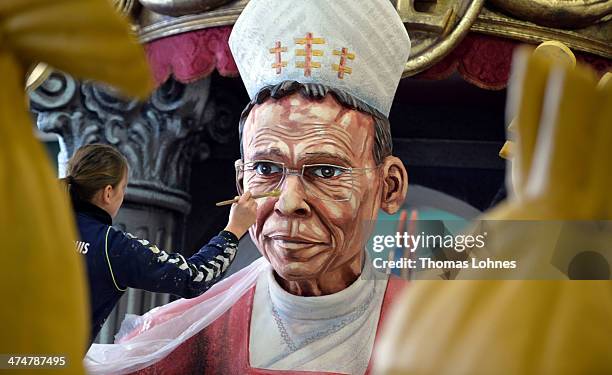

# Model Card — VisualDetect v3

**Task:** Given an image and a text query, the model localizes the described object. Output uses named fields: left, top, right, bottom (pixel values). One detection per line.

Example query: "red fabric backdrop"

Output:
left=145, top=26, right=611, bottom=90
left=145, top=27, right=239, bottom=85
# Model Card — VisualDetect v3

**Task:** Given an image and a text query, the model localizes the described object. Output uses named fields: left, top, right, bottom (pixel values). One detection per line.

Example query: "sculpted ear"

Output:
left=380, top=156, right=408, bottom=214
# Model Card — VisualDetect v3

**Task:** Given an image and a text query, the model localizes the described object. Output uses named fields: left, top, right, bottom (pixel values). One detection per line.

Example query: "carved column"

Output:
left=30, top=72, right=216, bottom=343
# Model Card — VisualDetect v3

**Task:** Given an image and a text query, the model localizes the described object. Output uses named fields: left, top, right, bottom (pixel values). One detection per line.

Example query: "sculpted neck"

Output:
left=276, top=252, right=364, bottom=296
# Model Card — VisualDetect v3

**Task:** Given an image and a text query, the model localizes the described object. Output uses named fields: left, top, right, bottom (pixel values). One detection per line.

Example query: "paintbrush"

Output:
left=215, top=190, right=281, bottom=206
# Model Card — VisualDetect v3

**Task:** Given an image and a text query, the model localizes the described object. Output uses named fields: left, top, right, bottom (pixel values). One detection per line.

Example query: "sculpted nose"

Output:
left=275, top=175, right=311, bottom=217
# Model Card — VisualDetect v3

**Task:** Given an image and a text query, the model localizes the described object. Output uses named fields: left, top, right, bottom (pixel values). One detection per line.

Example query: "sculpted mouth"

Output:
left=266, top=234, right=327, bottom=244
left=264, top=233, right=327, bottom=246
left=264, top=234, right=330, bottom=253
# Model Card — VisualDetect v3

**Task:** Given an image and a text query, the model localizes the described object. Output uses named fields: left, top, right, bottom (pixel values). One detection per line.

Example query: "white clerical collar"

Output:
left=266, top=253, right=380, bottom=321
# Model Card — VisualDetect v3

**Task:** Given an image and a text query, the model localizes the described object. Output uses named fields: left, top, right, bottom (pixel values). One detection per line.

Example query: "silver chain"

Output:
left=268, top=282, right=376, bottom=354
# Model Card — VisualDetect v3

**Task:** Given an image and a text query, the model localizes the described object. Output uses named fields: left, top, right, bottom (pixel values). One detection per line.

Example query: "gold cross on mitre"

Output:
left=332, top=48, right=356, bottom=79
left=269, top=41, right=288, bottom=74
left=295, top=32, right=325, bottom=77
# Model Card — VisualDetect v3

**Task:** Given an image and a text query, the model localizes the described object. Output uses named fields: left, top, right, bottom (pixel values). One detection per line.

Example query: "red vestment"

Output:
left=131, top=277, right=406, bottom=375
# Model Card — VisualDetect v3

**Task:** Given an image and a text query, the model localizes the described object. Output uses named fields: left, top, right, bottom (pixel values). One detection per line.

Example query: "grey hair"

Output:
left=238, top=81, right=392, bottom=165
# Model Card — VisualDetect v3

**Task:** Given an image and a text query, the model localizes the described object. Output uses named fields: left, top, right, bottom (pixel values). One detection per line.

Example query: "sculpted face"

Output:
left=240, top=93, right=407, bottom=295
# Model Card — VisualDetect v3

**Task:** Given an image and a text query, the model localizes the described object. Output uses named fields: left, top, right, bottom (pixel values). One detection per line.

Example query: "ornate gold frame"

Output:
left=135, top=1, right=610, bottom=76
left=138, top=0, right=246, bottom=43
left=473, top=8, right=611, bottom=59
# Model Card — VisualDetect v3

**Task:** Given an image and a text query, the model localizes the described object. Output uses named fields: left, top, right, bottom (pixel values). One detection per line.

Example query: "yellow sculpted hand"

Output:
left=0, top=1, right=153, bottom=373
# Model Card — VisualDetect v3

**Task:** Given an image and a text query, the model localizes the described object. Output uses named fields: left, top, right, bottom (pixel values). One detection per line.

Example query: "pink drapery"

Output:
left=145, top=27, right=239, bottom=85
left=415, top=33, right=611, bottom=90
left=144, top=26, right=610, bottom=90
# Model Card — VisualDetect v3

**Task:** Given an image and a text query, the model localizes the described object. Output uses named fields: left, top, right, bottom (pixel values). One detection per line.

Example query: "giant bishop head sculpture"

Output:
left=229, top=0, right=411, bottom=295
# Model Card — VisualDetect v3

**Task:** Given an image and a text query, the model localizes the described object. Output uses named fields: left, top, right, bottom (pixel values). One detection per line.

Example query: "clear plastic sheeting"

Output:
left=85, top=257, right=269, bottom=375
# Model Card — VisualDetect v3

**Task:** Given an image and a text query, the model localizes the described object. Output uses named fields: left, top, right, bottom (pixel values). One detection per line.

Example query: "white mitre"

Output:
left=229, top=0, right=411, bottom=117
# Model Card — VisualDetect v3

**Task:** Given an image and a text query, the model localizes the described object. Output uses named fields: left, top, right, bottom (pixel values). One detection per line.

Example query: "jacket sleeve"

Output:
left=103, top=226, right=239, bottom=298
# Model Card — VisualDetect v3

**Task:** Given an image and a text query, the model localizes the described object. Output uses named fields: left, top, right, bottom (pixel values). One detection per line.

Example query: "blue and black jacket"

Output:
left=72, top=197, right=239, bottom=343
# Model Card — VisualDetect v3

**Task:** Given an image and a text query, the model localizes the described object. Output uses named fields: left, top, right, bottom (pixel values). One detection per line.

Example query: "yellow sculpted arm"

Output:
left=374, top=47, right=612, bottom=375
left=0, top=1, right=152, bottom=373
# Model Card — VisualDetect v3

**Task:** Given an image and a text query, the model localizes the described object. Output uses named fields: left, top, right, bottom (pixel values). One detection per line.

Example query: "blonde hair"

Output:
left=61, top=144, right=128, bottom=202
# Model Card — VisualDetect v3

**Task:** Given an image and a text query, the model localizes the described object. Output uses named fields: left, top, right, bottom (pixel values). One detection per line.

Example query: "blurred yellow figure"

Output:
left=374, top=47, right=612, bottom=375
left=499, top=41, right=576, bottom=161
left=0, top=0, right=152, bottom=373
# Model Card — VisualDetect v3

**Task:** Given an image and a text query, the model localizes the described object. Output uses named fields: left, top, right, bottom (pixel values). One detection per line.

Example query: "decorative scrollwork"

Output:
left=82, top=83, right=140, bottom=116
left=490, top=0, right=612, bottom=29
left=202, top=90, right=240, bottom=145
left=394, top=0, right=486, bottom=76
left=150, top=79, right=188, bottom=112
left=37, top=111, right=102, bottom=155
left=29, top=71, right=77, bottom=110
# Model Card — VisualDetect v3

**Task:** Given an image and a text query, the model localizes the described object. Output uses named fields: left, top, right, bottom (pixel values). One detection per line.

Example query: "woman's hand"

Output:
left=224, top=191, right=258, bottom=238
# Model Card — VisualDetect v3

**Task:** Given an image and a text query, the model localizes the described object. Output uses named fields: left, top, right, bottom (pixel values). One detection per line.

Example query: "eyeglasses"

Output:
left=236, top=160, right=380, bottom=202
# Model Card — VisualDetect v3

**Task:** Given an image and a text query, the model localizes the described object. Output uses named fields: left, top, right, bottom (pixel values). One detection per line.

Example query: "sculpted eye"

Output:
left=253, top=162, right=283, bottom=175
left=310, top=165, right=346, bottom=179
